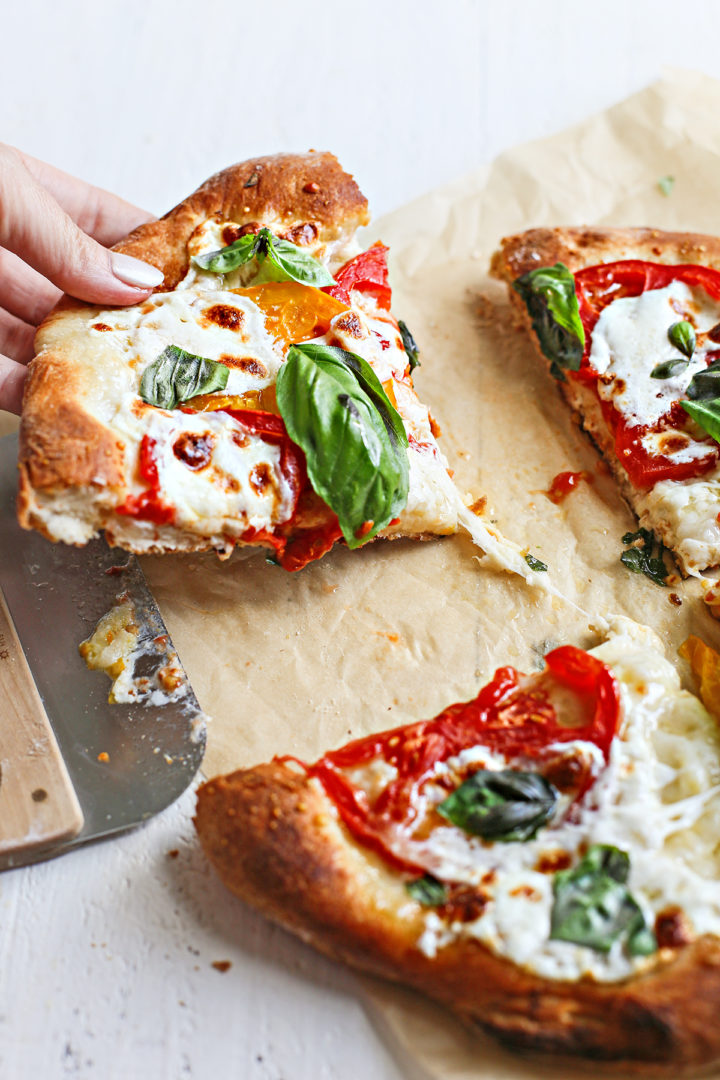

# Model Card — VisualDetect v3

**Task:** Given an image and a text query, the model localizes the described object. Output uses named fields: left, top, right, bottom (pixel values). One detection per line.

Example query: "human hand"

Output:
left=0, top=145, right=164, bottom=414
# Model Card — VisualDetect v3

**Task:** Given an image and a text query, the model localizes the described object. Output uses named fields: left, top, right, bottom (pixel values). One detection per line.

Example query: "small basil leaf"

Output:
left=513, top=263, right=585, bottom=381
left=192, top=233, right=258, bottom=273
left=139, top=345, right=229, bottom=410
left=276, top=343, right=409, bottom=548
left=686, top=360, right=720, bottom=401
left=524, top=553, right=548, bottom=572
left=406, top=875, right=447, bottom=906
left=550, top=844, right=655, bottom=955
left=258, top=236, right=335, bottom=287
left=620, top=528, right=670, bottom=587
left=681, top=398, right=720, bottom=444
left=398, top=320, right=420, bottom=371
left=668, top=320, right=696, bottom=360
left=658, top=175, right=675, bottom=197
left=437, top=769, right=558, bottom=843
left=650, top=358, right=689, bottom=380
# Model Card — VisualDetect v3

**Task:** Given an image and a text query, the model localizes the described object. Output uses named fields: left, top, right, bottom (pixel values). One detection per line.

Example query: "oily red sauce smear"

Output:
left=546, top=470, right=590, bottom=504
left=288, top=646, right=620, bottom=873
left=572, top=260, right=720, bottom=489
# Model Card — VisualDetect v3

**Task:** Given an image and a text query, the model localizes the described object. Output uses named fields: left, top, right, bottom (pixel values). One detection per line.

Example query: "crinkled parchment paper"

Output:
left=4, top=66, right=720, bottom=1080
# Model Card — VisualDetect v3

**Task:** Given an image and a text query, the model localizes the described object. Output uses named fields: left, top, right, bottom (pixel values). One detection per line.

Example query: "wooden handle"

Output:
left=0, top=590, right=83, bottom=864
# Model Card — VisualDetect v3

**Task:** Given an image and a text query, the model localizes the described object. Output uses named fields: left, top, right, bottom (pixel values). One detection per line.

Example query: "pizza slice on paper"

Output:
left=18, top=153, right=538, bottom=581
left=492, top=227, right=720, bottom=581
left=195, top=617, right=720, bottom=1072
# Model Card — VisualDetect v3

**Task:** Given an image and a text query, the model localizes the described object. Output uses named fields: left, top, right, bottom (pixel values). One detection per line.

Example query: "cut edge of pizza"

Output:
left=18, top=152, right=540, bottom=584
left=490, top=226, right=720, bottom=581
left=195, top=616, right=720, bottom=1073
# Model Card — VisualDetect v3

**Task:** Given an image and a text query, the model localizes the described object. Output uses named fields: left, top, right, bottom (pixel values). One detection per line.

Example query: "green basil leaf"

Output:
left=686, top=359, right=720, bottom=401
left=398, top=320, right=420, bottom=371
left=139, top=345, right=229, bottom=410
left=194, top=226, right=333, bottom=286
left=620, top=528, right=670, bottom=587
left=406, top=875, right=447, bottom=906
left=658, top=175, right=675, bottom=197
left=524, top=553, right=548, bottom=572
left=192, top=233, right=258, bottom=273
left=276, top=343, right=409, bottom=548
left=668, top=320, right=696, bottom=360
left=437, top=769, right=558, bottom=842
left=512, top=263, right=585, bottom=381
left=681, top=398, right=720, bottom=444
left=650, top=357, right=689, bottom=380
left=258, top=235, right=335, bottom=287
left=550, top=844, right=656, bottom=955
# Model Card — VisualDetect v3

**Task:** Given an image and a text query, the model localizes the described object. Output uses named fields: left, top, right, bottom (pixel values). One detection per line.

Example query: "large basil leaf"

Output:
left=139, top=345, right=228, bottom=410
left=276, top=343, right=409, bottom=548
left=686, top=359, right=720, bottom=401
left=681, top=399, right=720, bottom=444
left=436, top=769, right=558, bottom=842
left=406, top=875, right=447, bottom=906
left=620, top=528, right=669, bottom=587
left=193, top=226, right=334, bottom=286
left=550, top=844, right=657, bottom=956
left=512, top=263, right=585, bottom=381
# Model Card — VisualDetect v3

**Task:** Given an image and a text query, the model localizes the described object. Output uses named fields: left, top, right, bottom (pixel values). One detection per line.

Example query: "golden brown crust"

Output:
left=17, top=153, right=371, bottom=547
left=195, top=762, right=720, bottom=1074
left=490, top=225, right=720, bottom=283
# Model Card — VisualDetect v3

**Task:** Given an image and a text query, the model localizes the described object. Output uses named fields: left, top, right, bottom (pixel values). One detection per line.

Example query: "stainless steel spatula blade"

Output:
left=0, top=433, right=206, bottom=868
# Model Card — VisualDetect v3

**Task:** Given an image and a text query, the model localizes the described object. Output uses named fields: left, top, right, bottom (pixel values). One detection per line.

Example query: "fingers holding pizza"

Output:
left=0, top=143, right=162, bottom=413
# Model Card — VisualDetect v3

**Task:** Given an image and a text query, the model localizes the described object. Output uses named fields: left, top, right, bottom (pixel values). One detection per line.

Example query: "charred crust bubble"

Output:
left=280, top=222, right=319, bottom=246
left=203, top=304, right=245, bottom=331
left=173, top=432, right=215, bottom=470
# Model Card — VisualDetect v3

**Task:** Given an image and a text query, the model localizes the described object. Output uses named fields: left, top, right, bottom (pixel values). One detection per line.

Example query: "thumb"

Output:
left=0, top=147, right=163, bottom=304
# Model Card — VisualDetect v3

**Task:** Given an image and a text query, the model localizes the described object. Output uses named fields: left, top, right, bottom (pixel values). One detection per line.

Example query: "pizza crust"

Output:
left=195, top=761, right=720, bottom=1074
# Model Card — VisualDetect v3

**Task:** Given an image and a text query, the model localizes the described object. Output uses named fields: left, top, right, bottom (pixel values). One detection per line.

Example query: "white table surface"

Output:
left=3, top=2, right=720, bottom=1076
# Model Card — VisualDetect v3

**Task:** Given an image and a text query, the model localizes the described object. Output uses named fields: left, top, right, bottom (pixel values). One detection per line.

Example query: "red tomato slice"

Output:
left=572, top=261, right=720, bottom=488
left=284, top=646, right=620, bottom=872
left=323, top=242, right=392, bottom=310
left=116, top=435, right=176, bottom=525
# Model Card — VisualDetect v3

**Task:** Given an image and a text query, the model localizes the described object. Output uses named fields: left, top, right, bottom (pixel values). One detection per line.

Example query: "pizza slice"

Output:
left=491, top=227, right=720, bottom=579
left=18, top=153, right=536, bottom=580
left=195, top=618, right=720, bottom=1072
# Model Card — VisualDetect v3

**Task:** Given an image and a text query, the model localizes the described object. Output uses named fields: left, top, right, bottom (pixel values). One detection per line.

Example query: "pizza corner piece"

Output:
left=16, top=152, right=537, bottom=585
left=195, top=616, right=720, bottom=1073
left=490, top=226, right=720, bottom=596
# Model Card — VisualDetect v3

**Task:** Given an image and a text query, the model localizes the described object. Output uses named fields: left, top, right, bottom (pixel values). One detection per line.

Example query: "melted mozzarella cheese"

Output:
left=357, top=620, right=720, bottom=982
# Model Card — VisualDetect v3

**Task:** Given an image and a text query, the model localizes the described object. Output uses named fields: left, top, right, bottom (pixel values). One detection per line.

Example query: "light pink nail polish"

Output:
left=110, top=252, right=164, bottom=289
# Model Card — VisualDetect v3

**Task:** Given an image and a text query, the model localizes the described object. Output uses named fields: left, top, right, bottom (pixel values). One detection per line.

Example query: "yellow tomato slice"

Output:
left=679, top=635, right=720, bottom=722
left=188, top=387, right=279, bottom=414
left=233, top=281, right=348, bottom=347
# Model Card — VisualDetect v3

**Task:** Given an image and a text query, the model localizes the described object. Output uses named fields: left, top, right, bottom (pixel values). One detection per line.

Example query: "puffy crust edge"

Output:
left=195, top=762, right=720, bottom=1074
left=18, top=152, right=370, bottom=545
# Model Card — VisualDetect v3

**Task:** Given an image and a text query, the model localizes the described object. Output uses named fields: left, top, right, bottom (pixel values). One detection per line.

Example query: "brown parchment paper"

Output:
left=3, top=66, right=720, bottom=1079
left=139, top=69, right=720, bottom=1078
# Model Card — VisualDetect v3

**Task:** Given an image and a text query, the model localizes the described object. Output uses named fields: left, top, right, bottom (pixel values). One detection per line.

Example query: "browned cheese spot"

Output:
left=655, top=907, right=694, bottom=949
left=249, top=463, right=274, bottom=496
left=437, top=884, right=489, bottom=923
left=657, top=432, right=689, bottom=455
left=173, top=432, right=215, bottom=471
left=222, top=222, right=261, bottom=245
left=333, top=312, right=364, bottom=339
left=231, top=431, right=249, bottom=450
left=280, top=222, right=318, bottom=246
left=203, top=304, right=245, bottom=332
left=535, top=850, right=573, bottom=874
left=92, top=322, right=113, bottom=332
left=220, top=356, right=268, bottom=377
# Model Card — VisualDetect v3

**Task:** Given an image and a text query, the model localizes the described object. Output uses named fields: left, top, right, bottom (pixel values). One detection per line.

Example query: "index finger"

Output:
left=15, top=148, right=154, bottom=246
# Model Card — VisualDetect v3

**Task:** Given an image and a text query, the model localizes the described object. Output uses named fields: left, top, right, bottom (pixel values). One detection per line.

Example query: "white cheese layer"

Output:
left=585, top=280, right=720, bottom=573
left=354, top=621, right=720, bottom=982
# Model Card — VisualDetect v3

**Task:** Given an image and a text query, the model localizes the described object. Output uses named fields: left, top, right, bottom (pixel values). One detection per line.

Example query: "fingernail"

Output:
left=110, top=252, right=164, bottom=289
